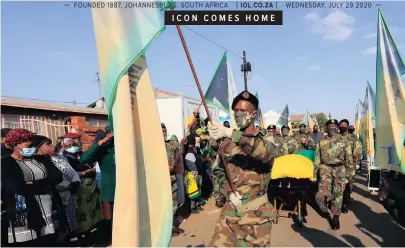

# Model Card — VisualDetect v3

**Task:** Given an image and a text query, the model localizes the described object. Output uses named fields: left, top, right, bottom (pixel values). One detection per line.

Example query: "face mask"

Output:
left=234, top=111, right=254, bottom=129
left=19, top=147, right=36, bottom=157
left=282, top=131, right=289, bottom=137
left=327, top=127, right=337, bottom=136
left=195, top=143, right=200, bottom=148
left=313, top=129, right=318, bottom=133
left=66, top=146, right=81, bottom=154
left=339, top=127, right=348, bottom=134
left=348, top=129, right=354, bottom=134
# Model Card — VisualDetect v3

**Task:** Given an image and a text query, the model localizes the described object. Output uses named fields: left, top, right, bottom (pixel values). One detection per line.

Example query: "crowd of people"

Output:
left=1, top=127, right=116, bottom=247
left=0, top=90, right=364, bottom=247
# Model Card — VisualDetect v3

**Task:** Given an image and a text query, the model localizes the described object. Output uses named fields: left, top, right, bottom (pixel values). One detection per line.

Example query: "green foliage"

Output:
left=311, top=113, right=328, bottom=128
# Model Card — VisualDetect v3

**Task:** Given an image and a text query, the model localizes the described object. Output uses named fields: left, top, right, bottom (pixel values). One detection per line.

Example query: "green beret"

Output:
left=231, top=91, right=259, bottom=110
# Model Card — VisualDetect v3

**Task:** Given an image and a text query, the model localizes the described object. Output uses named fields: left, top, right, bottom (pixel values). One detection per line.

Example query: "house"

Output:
left=291, top=114, right=305, bottom=124
left=1, top=97, right=108, bottom=150
left=263, top=110, right=281, bottom=127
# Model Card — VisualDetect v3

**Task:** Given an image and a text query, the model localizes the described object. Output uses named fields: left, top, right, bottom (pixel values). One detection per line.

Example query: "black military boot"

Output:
left=341, top=204, right=349, bottom=214
left=331, top=215, right=340, bottom=230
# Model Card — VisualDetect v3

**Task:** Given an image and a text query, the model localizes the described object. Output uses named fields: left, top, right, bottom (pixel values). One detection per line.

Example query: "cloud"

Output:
left=308, top=64, right=320, bottom=70
left=364, top=32, right=376, bottom=39
left=363, top=46, right=376, bottom=55
left=49, top=51, right=74, bottom=59
left=295, top=56, right=307, bottom=61
left=304, top=11, right=355, bottom=41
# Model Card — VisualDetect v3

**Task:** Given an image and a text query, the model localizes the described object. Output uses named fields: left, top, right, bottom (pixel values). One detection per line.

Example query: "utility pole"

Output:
left=241, top=51, right=251, bottom=91
left=95, top=72, right=103, bottom=99
left=329, top=112, right=332, bottom=119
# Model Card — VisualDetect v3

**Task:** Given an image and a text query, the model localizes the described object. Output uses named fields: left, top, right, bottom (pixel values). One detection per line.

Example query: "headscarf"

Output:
left=62, top=138, right=73, bottom=146
left=30, top=135, right=52, bottom=153
left=3, top=128, right=35, bottom=146
left=170, top=135, right=178, bottom=142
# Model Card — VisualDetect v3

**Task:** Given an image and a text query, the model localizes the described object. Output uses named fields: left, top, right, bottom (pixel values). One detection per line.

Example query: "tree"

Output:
left=291, top=122, right=300, bottom=129
left=312, top=113, right=328, bottom=128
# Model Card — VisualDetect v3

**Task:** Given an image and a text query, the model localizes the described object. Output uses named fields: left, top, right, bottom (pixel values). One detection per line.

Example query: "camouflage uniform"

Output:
left=295, top=133, right=316, bottom=151
left=165, top=140, right=178, bottom=215
left=209, top=130, right=277, bottom=247
left=343, top=134, right=362, bottom=193
left=282, top=136, right=300, bottom=154
left=269, top=134, right=288, bottom=157
left=314, top=133, right=353, bottom=216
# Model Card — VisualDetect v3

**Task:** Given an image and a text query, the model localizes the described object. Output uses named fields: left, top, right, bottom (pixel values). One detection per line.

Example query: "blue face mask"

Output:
left=66, top=146, right=81, bottom=154
left=19, top=147, right=36, bottom=157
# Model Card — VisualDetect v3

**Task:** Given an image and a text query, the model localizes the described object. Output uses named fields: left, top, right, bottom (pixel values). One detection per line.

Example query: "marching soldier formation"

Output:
left=202, top=90, right=363, bottom=246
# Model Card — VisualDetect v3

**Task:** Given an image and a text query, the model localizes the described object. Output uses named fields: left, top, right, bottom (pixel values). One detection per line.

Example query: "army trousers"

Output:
left=212, top=164, right=226, bottom=202
left=208, top=200, right=276, bottom=247
left=315, top=164, right=347, bottom=216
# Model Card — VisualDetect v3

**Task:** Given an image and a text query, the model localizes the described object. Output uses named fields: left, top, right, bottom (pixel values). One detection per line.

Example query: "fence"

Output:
left=2, top=115, right=71, bottom=143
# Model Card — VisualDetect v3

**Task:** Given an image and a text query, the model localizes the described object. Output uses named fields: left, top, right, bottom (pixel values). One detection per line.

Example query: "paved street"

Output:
left=171, top=170, right=405, bottom=247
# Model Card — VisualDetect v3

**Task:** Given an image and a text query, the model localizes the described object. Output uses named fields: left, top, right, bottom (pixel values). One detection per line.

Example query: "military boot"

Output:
left=331, top=215, right=340, bottom=230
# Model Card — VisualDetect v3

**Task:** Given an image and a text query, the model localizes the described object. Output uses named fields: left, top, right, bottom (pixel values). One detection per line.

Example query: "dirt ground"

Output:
left=170, top=170, right=405, bottom=247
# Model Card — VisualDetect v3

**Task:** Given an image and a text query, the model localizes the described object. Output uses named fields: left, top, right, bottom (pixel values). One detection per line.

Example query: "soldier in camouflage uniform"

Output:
left=280, top=125, right=300, bottom=154
left=295, top=124, right=316, bottom=151
left=207, top=91, right=277, bottom=247
left=162, top=125, right=184, bottom=236
left=267, top=125, right=288, bottom=157
left=314, top=119, right=353, bottom=230
left=338, top=120, right=362, bottom=213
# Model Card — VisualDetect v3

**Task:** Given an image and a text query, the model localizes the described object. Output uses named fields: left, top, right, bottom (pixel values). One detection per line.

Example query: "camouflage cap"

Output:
left=231, top=90, right=259, bottom=110
left=267, top=125, right=276, bottom=130
left=326, top=119, right=339, bottom=126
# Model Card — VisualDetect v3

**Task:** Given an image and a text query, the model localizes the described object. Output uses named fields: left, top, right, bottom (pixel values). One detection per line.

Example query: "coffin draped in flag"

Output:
left=276, top=104, right=290, bottom=130
left=254, top=92, right=265, bottom=128
left=374, top=9, right=405, bottom=174
left=92, top=1, right=173, bottom=246
left=204, top=52, right=238, bottom=128
left=271, top=150, right=315, bottom=181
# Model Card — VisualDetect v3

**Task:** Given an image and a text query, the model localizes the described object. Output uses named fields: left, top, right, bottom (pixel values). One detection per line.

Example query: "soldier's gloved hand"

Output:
left=208, top=121, right=233, bottom=140
left=229, top=192, right=243, bottom=207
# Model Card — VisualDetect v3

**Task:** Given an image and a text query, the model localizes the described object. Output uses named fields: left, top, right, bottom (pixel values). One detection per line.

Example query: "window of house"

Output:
left=2, top=115, right=21, bottom=129
left=86, top=119, right=109, bottom=127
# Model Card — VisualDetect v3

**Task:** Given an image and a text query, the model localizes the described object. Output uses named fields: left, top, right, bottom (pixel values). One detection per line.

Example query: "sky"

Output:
left=2, top=1, right=405, bottom=124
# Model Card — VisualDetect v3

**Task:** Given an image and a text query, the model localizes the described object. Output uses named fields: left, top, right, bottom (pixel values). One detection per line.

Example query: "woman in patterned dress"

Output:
left=31, top=135, right=81, bottom=243
left=1, top=129, right=65, bottom=246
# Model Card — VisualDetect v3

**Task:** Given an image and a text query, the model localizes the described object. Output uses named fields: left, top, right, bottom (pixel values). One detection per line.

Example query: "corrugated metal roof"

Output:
left=1, top=97, right=107, bottom=115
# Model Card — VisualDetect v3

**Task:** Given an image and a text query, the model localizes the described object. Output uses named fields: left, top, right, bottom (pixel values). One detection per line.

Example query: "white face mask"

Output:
left=195, top=143, right=200, bottom=148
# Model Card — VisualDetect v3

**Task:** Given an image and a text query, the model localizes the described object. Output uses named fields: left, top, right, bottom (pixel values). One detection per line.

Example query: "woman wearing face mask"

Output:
left=31, top=135, right=81, bottom=244
left=61, top=137, right=103, bottom=237
left=1, top=129, right=64, bottom=246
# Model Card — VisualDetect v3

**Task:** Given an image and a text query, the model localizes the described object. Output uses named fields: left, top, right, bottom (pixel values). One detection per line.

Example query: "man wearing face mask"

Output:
left=207, top=91, right=276, bottom=247
left=280, top=125, right=300, bottom=154
left=267, top=125, right=288, bottom=158
left=295, top=124, right=316, bottom=151
left=314, top=119, right=353, bottom=230
left=309, top=125, right=323, bottom=145
left=338, top=120, right=362, bottom=214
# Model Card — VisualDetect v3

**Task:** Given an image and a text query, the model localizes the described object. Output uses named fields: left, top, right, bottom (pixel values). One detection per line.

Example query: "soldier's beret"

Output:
left=281, top=125, right=290, bottom=130
left=299, top=124, right=306, bottom=128
left=267, top=125, right=276, bottom=130
left=231, top=91, right=259, bottom=110
left=326, top=119, right=339, bottom=126
left=339, top=119, right=349, bottom=125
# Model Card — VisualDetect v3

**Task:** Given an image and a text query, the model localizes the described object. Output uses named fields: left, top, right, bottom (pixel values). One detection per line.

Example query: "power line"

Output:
left=181, top=25, right=288, bottom=95
left=1, top=95, right=89, bottom=105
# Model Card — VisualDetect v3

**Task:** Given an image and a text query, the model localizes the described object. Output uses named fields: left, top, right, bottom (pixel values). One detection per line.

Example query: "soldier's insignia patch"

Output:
left=242, top=92, right=250, bottom=99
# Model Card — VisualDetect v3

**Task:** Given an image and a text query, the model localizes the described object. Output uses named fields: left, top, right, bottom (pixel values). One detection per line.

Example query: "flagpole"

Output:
left=173, top=18, right=237, bottom=194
